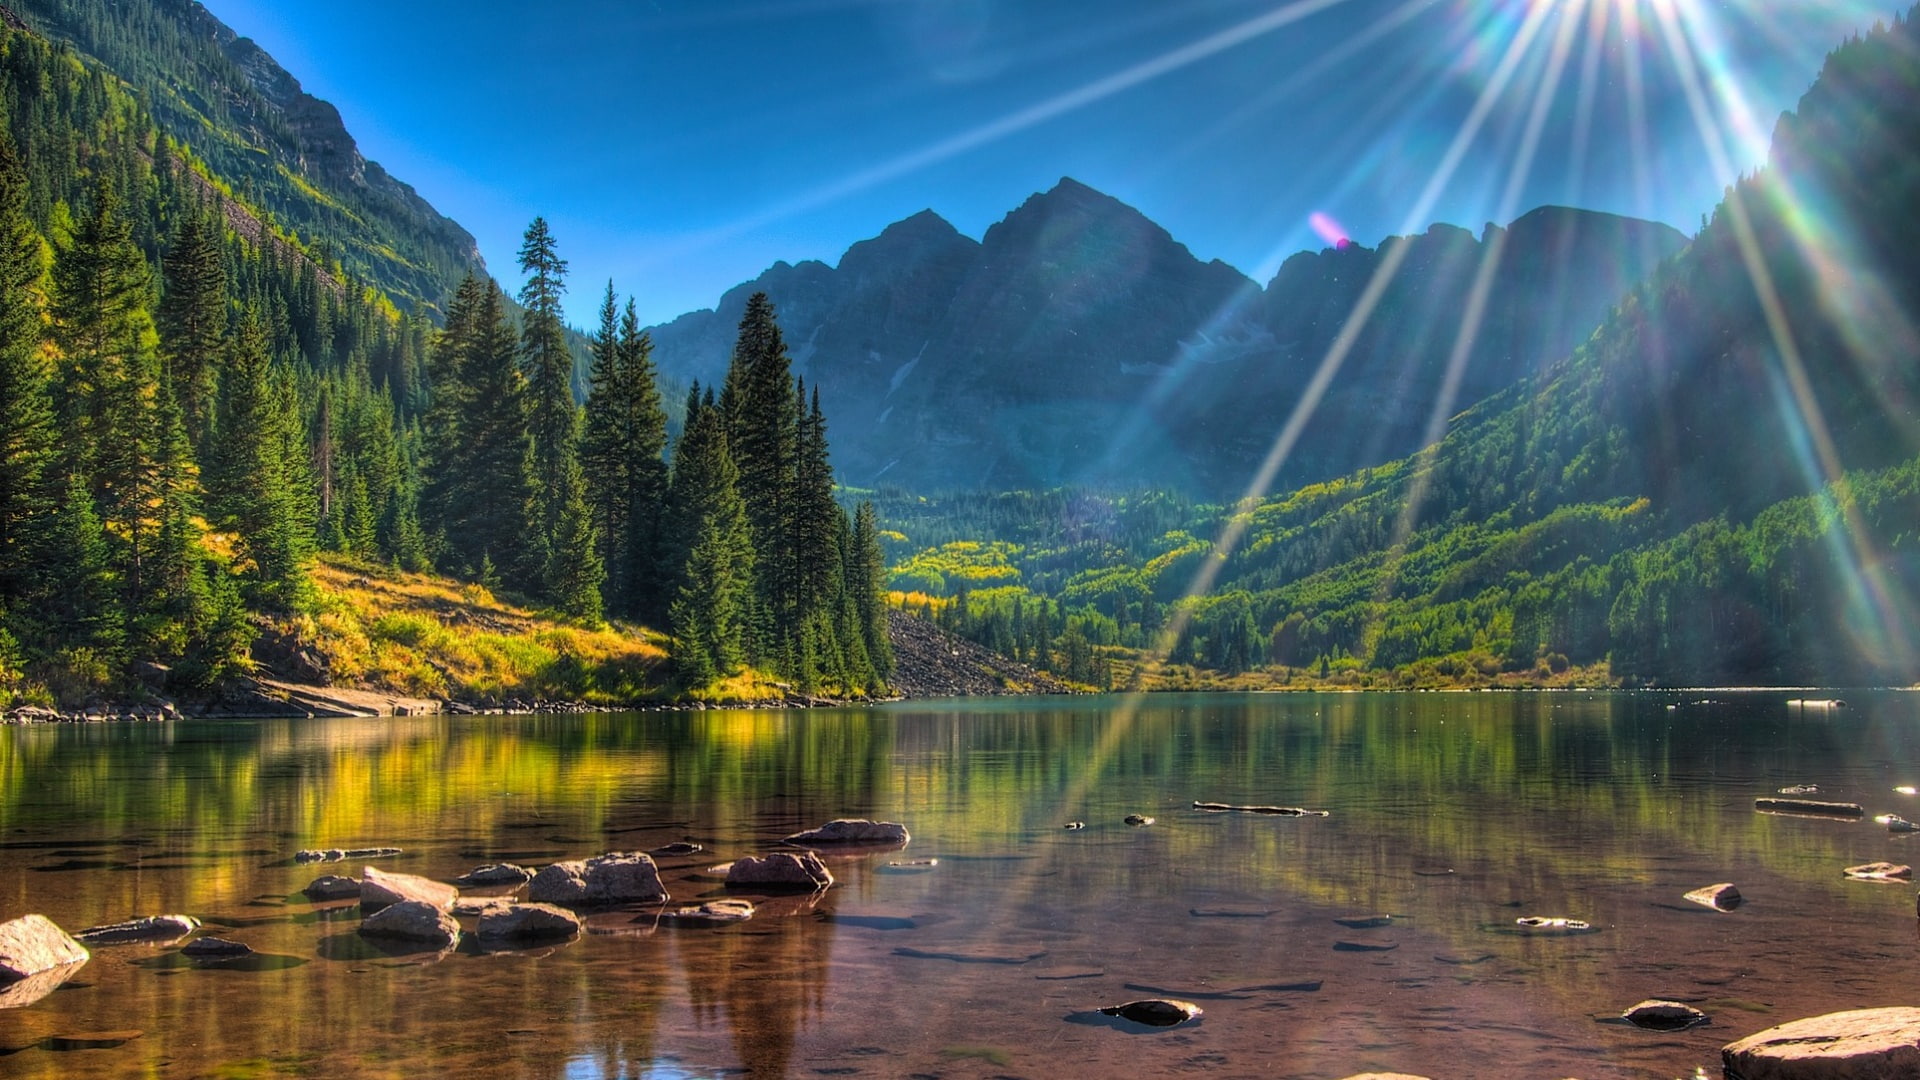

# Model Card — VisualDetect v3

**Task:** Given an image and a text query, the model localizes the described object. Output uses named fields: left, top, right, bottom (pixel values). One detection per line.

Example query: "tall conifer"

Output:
left=0, top=132, right=54, bottom=605
left=156, top=210, right=226, bottom=444
left=667, top=388, right=753, bottom=685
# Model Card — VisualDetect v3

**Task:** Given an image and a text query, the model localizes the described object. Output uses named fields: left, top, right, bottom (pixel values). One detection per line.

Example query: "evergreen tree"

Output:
left=851, top=501, right=893, bottom=681
left=0, top=132, right=54, bottom=605
left=205, top=315, right=315, bottom=611
left=155, top=210, right=226, bottom=444
left=581, top=284, right=670, bottom=622
left=666, top=387, right=752, bottom=685
left=722, top=291, right=800, bottom=663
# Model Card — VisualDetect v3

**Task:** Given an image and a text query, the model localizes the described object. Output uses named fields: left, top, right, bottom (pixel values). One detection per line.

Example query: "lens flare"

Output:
left=1308, top=211, right=1351, bottom=248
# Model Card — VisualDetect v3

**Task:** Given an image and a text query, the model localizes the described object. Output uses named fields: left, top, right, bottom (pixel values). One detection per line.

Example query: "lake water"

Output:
left=2, top=692, right=1919, bottom=1079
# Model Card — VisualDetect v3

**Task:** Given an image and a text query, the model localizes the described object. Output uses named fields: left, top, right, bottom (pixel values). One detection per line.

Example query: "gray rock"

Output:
left=1684, top=883, right=1743, bottom=910
left=783, top=819, right=910, bottom=846
left=452, top=897, right=517, bottom=917
left=360, top=866, right=458, bottom=912
left=725, top=851, right=834, bottom=891
left=1624, top=999, right=1708, bottom=1031
left=74, top=915, right=200, bottom=944
left=0, top=914, right=89, bottom=982
left=303, top=874, right=361, bottom=901
left=180, top=937, right=253, bottom=958
left=476, top=903, right=582, bottom=940
left=1723, top=1006, right=1920, bottom=1078
left=359, top=900, right=459, bottom=947
left=526, top=853, right=667, bottom=906
left=1098, top=998, right=1203, bottom=1027
left=454, top=863, right=533, bottom=887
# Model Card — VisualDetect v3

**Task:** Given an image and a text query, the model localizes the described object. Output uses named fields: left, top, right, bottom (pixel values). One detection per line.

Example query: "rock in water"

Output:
left=1684, top=883, right=1743, bottom=911
left=180, top=937, right=253, bottom=959
left=1623, top=999, right=1709, bottom=1031
left=783, top=819, right=910, bottom=846
left=476, top=903, right=582, bottom=940
left=1754, top=797, right=1866, bottom=818
left=1063, top=821, right=1086, bottom=830
left=74, top=915, right=200, bottom=944
left=303, top=874, right=361, bottom=901
left=1514, top=917, right=1596, bottom=934
left=1335, top=915, right=1394, bottom=929
left=1844, top=862, right=1912, bottom=881
left=361, top=867, right=458, bottom=911
left=359, top=900, right=459, bottom=947
left=1097, top=999, right=1203, bottom=1027
left=526, top=853, right=667, bottom=906
left=454, top=863, right=533, bottom=887
left=1124, top=815, right=1155, bottom=827
left=725, top=851, right=834, bottom=891
left=0, top=915, right=88, bottom=982
left=652, top=842, right=703, bottom=856
left=1722, top=1006, right=1920, bottom=1078
left=659, top=900, right=756, bottom=926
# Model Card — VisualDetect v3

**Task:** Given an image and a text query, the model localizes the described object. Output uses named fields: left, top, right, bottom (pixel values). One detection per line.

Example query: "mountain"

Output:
left=647, top=180, right=1686, bottom=495
left=3, top=0, right=483, bottom=313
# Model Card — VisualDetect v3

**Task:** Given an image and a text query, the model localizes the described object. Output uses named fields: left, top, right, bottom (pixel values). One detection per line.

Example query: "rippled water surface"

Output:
left=4, top=691, right=1920, bottom=1079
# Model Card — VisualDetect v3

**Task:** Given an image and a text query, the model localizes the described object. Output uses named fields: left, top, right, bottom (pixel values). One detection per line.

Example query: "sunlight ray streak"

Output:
left=1619, top=0, right=1656, bottom=219
left=1564, top=0, right=1611, bottom=207
left=1646, top=0, right=1915, bottom=668
left=642, top=0, right=1362, bottom=264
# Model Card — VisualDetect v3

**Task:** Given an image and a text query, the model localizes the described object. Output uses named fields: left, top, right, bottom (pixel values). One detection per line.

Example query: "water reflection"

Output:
left=0, top=692, right=1917, bottom=1078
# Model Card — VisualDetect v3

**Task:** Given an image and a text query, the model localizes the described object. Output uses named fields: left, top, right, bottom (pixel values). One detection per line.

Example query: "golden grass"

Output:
left=283, top=556, right=670, bottom=705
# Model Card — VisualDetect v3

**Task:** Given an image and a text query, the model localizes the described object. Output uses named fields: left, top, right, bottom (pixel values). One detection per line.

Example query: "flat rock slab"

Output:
left=1723, top=1006, right=1920, bottom=1079
left=1624, top=999, right=1709, bottom=1031
left=1755, top=797, right=1866, bottom=818
left=180, top=937, right=253, bottom=959
left=75, top=915, right=200, bottom=944
left=1843, top=862, right=1911, bottom=881
left=361, top=867, right=458, bottom=911
left=725, top=851, right=833, bottom=891
left=0, top=914, right=89, bottom=981
left=303, top=874, right=361, bottom=901
left=359, top=900, right=459, bottom=947
left=476, top=903, right=581, bottom=940
left=526, top=853, right=667, bottom=906
left=1192, top=801, right=1330, bottom=817
left=783, top=819, right=910, bottom=846
left=659, top=900, right=755, bottom=927
left=454, top=863, right=533, bottom=887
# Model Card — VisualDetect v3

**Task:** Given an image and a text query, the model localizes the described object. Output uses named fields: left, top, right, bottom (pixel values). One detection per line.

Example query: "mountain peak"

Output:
left=838, top=208, right=976, bottom=281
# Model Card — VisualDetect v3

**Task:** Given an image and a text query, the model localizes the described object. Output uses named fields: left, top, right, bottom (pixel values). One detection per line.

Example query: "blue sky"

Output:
left=199, top=0, right=1892, bottom=329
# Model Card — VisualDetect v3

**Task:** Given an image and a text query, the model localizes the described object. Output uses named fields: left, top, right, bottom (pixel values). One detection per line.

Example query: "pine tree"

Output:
left=666, top=387, right=752, bottom=685
left=723, top=291, right=801, bottom=665
left=851, top=501, right=893, bottom=682
left=516, top=217, right=594, bottom=601
left=206, top=315, right=315, bottom=611
left=581, top=284, right=670, bottom=622
left=618, top=298, right=670, bottom=620
left=0, top=131, right=55, bottom=606
left=155, top=210, right=226, bottom=444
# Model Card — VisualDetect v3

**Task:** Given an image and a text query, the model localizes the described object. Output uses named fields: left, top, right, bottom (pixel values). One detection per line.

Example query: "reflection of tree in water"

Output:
left=675, top=906, right=835, bottom=1077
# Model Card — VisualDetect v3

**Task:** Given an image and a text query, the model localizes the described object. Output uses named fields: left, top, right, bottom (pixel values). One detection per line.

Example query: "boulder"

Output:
left=1723, top=1006, right=1920, bottom=1078
left=725, top=851, right=834, bottom=891
left=1685, top=883, right=1743, bottom=911
left=452, top=897, right=517, bottom=918
left=180, top=937, right=253, bottom=959
left=526, top=854, right=667, bottom=906
left=476, top=903, right=582, bottom=940
left=360, top=866, right=458, bottom=912
left=0, top=914, right=89, bottom=982
left=359, top=900, right=459, bottom=947
left=1098, top=999, right=1203, bottom=1027
left=1624, top=999, right=1708, bottom=1031
left=783, top=819, right=910, bottom=846
left=454, top=863, right=533, bottom=887
left=303, top=875, right=361, bottom=901
left=74, top=915, right=200, bottom=944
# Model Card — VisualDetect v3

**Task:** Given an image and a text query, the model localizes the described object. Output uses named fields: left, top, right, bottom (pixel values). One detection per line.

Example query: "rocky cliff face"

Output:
left=648, top=179, right=1687, bottom=496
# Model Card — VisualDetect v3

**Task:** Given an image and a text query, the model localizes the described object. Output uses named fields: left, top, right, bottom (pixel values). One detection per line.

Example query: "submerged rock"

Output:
left=180, top=937, right=253, bottom=959
left=476, top=903, right=582, bottom=940
left=359, top=900, right=459, bottom=947
left=74, top=915, right=200, bottom=944
left=659, top=900, right=755, bottom=927
left=1515, top=917, right=1596, bottom=934
left=454, top=863, right=533, bottom=887
left=361, top=867, right=458, bottom=912
left=1623, top=999, right=1709, bottom=1031
left=295, top=847, right=402, bottom=863
left=651, top=842, right=704, bottom=857
left=1722, top=1006, right=1920, bottom=1077
left=1124, top=815, right=1155, bottom=827
left=880, top=858, right=939, bottom=874
left=1335, top=915, right=1394, bottom=929
left=1192, top=801, right=1330, bottom=817
left=1684, top=883, right=1743, bottom=911
left=1097, top=998, right=1204, bottom=1027
left=783, top=819, right=910, bottom=846
left=725, top=851, right=834, bottom=891
left=0, top=914, right=89, bottom=982
left=1843, top=862, right=1912, bottom=881
left=527, top=853, right=668, bottom=906
left=303, top=875, right=361, bottom=901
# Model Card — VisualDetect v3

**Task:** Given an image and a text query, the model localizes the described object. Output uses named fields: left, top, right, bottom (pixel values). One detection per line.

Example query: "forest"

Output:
left=0, top=15, right=889, bottom=709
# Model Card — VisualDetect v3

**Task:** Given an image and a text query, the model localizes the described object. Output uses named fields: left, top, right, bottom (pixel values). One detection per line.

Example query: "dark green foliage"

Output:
left=0, top=129, right=53, bottom=603
left=206, top=316, right=315, bottom=611
left=666, top=388, right=752, bottom=684
left=155, top=210, right=225, bottom=443
left=516, top=218, right=602, bottom=611
left=582, top=284, right=670, bottom=621
left=851, top=502, right=893, bottom=680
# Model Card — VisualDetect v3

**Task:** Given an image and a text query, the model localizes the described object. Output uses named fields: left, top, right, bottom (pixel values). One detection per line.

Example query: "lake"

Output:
left=2, top=691, right=1918, bottom=1079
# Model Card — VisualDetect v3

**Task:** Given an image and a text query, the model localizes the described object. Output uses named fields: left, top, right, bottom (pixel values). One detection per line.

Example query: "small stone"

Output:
left=659, top=900, right=755, bottom=926
left=725, top=851, right=834, bottom=891
left=1623, top=999, right=1708, bottom=1031
left=1515, top=917, right=1595, bottom=934
left=879, top=858, right=939, bottom=873
left=74, top=915, right=200, bottom=944
left=360, top=866, right=458, bottom=911
left=1722, top=1006, right=1920, bottom=1077
left=303, top=875, right=361, bottom=901
left=1844, top=862, right=1912, bottom=881
left=0, top=914, right=90, bottom=981
left=180, top=936, right=253, bottom=958
left=1098, top=998, right=1203, bottom=1027
left=651, top=842, right=704, bottom=857
left=359, top=900, right=459, bottom=947
left=783, top=819, right=910, bottom=846
left=1124, top=814, right=1155, bottom=826
left=453, top=863, right=533, bottom=887
left=1063, top=821, right=1086, bottom=830
left=1684, top=883, right=1743, bottom=910
left=476, top=903, right=582, bottom=940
